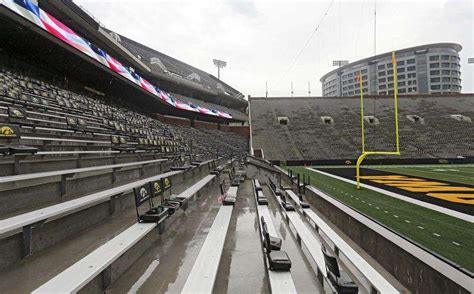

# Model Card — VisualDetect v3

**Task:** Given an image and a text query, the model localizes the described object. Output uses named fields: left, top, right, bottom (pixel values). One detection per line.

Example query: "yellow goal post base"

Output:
left=355, top=51, right=401, bottom=190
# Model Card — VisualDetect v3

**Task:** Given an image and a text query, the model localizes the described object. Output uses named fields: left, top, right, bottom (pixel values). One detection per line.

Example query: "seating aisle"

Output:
left=213, top=179, right=269, bottom=293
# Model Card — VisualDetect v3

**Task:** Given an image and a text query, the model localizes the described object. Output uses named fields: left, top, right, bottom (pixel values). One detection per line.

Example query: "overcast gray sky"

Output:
left=75, top=0, right=473, bottom=97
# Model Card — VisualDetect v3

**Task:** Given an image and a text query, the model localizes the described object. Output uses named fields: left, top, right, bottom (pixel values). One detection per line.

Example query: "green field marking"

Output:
left=287, top=166, right=474, bottom=272
left=373, top=166, right=474, bottom=185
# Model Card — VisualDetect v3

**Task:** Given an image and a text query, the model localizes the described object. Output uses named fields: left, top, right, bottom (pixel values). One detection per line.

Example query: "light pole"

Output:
left=333, top=60, right=349, bottom=96
left=213, top=59, right=227, bottom=80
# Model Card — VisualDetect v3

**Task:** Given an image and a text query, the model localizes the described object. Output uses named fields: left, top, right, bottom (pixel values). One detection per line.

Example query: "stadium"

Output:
left=0, top=0, right=472, bottom=293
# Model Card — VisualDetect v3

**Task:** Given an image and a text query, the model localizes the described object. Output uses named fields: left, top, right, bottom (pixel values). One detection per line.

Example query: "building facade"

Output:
left=321, top=43, right=462, bottom=96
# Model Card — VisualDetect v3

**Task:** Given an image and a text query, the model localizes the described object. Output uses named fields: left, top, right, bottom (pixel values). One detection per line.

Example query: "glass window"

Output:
left=450, top=56, right=457, bottom=61
left=442, top=77, right=450, bottom=82
left=379, top=84, right=386, bottom=89
left=407, top=66, right=416, bottom=71
left=379, top=91, right=386, bottom=95
left=442, top=70, right=450, bottom=75
left=379, top=78, right=386, bottom=83
left=387, top=63, right=393, bottom=68
left=387, top=76, right=394, bottom=81
left=397, top=74, right=405, bottom=80
left=388, top=83, right=394, bottom=88
left=442, top=84, right=451, bottom=90
left=388, top=90, right=394, bottom=95
left=431, top=85, right=441, bottom=90
left=430, top=70, right=440, bottom=75
left=398, top=81, right=406, bottom=86
left=407, top=59, right=416, bottom=64
left=379, top=71, right=386, bottom=76
left=398, top=67, right=405, bottom=73
left=430, top=77, right=440, bottom=83
left=441, top=62, right=450, bottom=68
left=450, top=63, right=457, bottom=68
left=407, top=73, right=417, bottom=78
left=378, top=65, right=385, bottom=70
left=362, top=81, right=368, bottom=86
left=361, top=69, right=368, bottom=74
left=441, top=55, right=450, bottom=60
left=429, top=55, right=439, bottom=61
left=430, top=63, right=440, bottom=68
left=397, top=60, right=405, bottom=66
left=399, top=88, right=406, bottom=93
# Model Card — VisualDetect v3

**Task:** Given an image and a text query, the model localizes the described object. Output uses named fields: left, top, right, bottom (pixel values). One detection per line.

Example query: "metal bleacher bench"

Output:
left=285, top=190, right=400, bottom=293
left=271, top=188, right=329, bottom=286
left=253, top=181, right=297, bottom=293
left=0, top=170, right=182, bottom=237
left=0, top=159, right=166, bottom=195
left=181, top=185, right=236, bottom=293
left=0, top=158, right=166, bottom=186
left=32, top=174, right=216, bottom=294
left=20, top=135, right=110, bottom=144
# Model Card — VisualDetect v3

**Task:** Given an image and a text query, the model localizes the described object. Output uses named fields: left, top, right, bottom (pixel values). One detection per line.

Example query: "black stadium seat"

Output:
left=321, top=246, right=359, bottom=293
left=263, top=222, right=291, bottom=271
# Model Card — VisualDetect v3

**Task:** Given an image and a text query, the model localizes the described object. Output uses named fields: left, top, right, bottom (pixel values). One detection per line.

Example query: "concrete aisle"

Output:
left=214, top=179, right=269, bottom=294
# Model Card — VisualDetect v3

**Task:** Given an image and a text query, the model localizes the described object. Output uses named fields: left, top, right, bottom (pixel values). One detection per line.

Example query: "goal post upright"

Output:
left=356, top=51, right=401, bottom=189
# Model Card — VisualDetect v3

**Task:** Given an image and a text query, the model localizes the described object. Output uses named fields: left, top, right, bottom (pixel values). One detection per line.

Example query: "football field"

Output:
left=286, top=165, right=474, bottom=272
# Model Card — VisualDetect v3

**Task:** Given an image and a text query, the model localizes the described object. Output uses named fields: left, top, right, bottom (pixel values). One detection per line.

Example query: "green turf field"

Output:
left=287, top=166, right=474, bottom=272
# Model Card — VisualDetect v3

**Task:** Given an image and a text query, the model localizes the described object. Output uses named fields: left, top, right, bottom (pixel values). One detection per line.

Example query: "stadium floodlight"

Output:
left=213, top=59, right=227, bottom=79
left=333, top=60, right=349, bottom=95
left=332, top=60, right=349, bottom=67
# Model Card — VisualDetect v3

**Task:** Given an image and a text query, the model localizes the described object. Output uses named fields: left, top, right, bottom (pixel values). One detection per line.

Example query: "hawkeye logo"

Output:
left=359, top=175, right=474, bottom=205
left=163, top=178, right=171, bottom=189
left=139, top=187, right=149, bottom=201
left=153, top=181, right=162, bottom=194
left=0, top=126, right=16, bottom=137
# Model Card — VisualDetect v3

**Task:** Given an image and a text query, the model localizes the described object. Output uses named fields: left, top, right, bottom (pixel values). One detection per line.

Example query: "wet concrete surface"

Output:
left=107, top=180, right=223, bottom=293
left=0, top=169, right=213, bottom=293
left=213, top=179, right=269, bottom=294
left=262, top=185, right=324, bottom=294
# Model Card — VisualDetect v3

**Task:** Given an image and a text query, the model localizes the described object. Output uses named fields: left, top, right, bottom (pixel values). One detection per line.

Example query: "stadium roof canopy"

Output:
left=39, top=0, right=247, bottom=111
left=0, top=0, right=247, bottom=123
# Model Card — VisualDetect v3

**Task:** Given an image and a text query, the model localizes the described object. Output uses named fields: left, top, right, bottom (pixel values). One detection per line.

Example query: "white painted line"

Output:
left=417, top=226, right=424, bottom=230
left=306, top=168, right=474, bottom=223
left=304, top=184, right=473, bottom=291
left=127, top=259, right=160, bottom=294
left=405, top=220, right=410, bottom=223
left=452, top=242, right=461, bottom=246
left=384, top=211, right=389, bottom=214
left=433, top=233, right=441, bottom=237
left=375, top=207, right=380, bottom=210
left=393, top=215, right=399, bottom=218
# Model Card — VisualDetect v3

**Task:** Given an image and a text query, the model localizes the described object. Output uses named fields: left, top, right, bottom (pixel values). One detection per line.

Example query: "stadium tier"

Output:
left=0, top=0, right=472, bottom=293
left=250, top=96, right=474, bottom=163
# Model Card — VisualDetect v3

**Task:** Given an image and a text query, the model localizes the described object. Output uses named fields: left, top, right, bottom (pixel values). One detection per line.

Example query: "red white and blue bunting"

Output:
left=1, top=0, right=233, bottom=119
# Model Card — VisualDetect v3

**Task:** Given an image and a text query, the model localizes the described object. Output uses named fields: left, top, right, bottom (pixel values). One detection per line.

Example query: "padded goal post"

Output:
left=356, top=51, right=401, bottom=189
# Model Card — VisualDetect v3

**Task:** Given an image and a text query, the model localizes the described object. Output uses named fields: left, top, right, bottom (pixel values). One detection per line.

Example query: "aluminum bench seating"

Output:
left=0, top=170, right=182, bottom=235
left=252, top=180, right=296, bottom=293
left=181, top=186, right=235, bottom=293
left=285, top=190, right=398, bottom=293
left=0, top=157, right=167, bottom=188
left=32, top=173, right=216, bottom=293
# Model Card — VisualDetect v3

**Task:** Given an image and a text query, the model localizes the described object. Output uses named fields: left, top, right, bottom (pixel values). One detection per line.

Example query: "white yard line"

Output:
left=306, top=167, right=474, bottom=223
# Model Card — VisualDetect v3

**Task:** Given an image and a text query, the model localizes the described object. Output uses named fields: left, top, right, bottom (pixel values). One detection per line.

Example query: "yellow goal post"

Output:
left=356, top=51, right=401, bottom=189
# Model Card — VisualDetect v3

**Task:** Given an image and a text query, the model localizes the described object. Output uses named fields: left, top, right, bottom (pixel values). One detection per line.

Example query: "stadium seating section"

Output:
left=0, top=68, right=248, bottom=171
left=250, top=96, right=474, bottom=161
